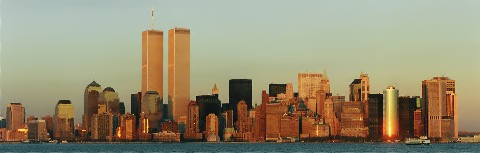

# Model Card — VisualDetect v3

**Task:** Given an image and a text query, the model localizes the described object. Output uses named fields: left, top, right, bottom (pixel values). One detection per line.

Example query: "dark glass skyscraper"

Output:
left=368, top=94, right=383, bottom=141
left=268, top=84, right=286, bottom=97
left=130, top=92, right=141, bottom=128
left=229, top=79, right=252, bottom=122
left=196, top=94, right=221, bottom=132
left=119, top=102, right=126, bottom=115
left=398, top=96, right=417, bottom=139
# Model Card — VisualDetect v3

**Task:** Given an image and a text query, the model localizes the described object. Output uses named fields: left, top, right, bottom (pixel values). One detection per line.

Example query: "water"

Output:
left=0, top=143, right=479, bottom=152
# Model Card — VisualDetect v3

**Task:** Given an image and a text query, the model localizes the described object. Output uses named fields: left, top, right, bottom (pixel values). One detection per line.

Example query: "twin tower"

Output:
left=142, top=27, right=190, bottom=122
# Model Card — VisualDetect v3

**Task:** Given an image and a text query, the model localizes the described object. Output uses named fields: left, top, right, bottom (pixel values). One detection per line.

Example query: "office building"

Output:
left=91, top=113, right=113, bottom=141
left=118, top=113, right=136, bottom=141
left=142, top=30, right=163, bottom=101
left=229, top=79, right=253, bottom=122
left=84, top=81, right=102, bottom=133
left=185, top=101, right=202, bottom=140
left=131, top=92, right=142, bottom=128
left=269, top=84, right=287, bottom=97
left=53, top=100, right=75, bottom=140
left=383, top=86, right=399, bottom=139
left=398, top=96, right=418, bottom=139
left=349, top=73, right=370, bottom=102
left=168, top=27, right=191, bottom=121
left=27, top=120, right=49, bottom=141
left=205, top=113, right=219, bottom=142
left=196, top=94, right=221, bottom=132
left=99, top=87, right=120, bottom=114
left=298, top=72, right=330, bottom=99
left=340, top=102, right=368, bottom=137
left=368, top=94, right=383, bottom=140
left=6, top=103, right=25, bottom=131
left=422, top=77, right=457, bottom=139
left=119, top=102, right=125, bottom=115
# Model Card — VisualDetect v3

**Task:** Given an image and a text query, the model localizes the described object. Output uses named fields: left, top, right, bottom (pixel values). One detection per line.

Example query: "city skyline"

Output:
left=0, top=0, right=479, bottom=132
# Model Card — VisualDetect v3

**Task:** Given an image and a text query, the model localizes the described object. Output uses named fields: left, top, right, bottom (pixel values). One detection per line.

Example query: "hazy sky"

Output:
left=1, top=0, right=479, bottom=131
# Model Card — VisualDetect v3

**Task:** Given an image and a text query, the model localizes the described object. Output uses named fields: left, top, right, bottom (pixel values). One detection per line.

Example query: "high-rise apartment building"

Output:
left=298, top=72, right=330, bottom=99
left=53, top=100, right=75, bottom=140
left=168, top=27, right=190, bottom=121
left=229, top=79, right=253, bottom=122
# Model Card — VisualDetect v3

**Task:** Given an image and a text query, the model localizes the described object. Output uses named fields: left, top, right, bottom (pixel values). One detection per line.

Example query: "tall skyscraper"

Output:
left=398, top=96, right=417, bottom=139
left=53, top=100, right=75, bottom=140
left=368, top=94, right=383, bottom=140
left=130, top=92, right=142, bottom=128
left=229, top=79, right=252, bottom=122
left=99, top=87, right=120, bottom=115
left=422, top=77, right=457, bottom=139
left=196, top=94, right=221, bottom=132
left=83, top=81, right=102, bottom=132
left=383, top=86, right=399, bottom=139
left=168, top=27, right=191, bottom=121
left=349, top=73, right=370, bottom=102
left=298, top=72, right=330, bottom=99
left=142, top=29, right=163, bottom=101
left=6, top=103, right=25, bottom=131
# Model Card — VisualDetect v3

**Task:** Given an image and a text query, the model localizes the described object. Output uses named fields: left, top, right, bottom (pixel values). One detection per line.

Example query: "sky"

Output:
left=0, top=0, right=479, bottom=131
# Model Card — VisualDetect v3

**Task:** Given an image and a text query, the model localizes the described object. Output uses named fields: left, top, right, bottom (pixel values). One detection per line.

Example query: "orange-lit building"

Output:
left=280, top=115, right=299, bottom=138
left=168, top=27, right=190, bottom=121
left=185, top=101, right=202, bottom=140
left=142, top=30, right=164, bottom=101
left=118, top=113, right=136, bottom=141
left=340, top=102, right=368, bottom=138
left=205, top=114, right=219, bottom=142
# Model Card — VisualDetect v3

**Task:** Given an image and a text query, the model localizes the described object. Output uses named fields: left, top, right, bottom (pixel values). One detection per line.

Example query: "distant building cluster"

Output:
left=0, top=25, right=459, bottom=143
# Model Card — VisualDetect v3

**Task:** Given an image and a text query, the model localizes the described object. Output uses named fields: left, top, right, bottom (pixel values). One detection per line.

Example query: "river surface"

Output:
left=0, top=143, right=479, bottom=152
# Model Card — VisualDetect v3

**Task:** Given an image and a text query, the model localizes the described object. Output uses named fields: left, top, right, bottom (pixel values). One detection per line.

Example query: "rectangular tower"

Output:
left=168, top=28, right=191, bottom=121
left=6, top=103, right=25, bottom=131
left=142, top=30, right=164, bottom=100
left=229, top=79, right=252, bottom=122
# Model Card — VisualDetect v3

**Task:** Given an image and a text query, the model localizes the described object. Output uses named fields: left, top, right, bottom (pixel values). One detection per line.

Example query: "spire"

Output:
left=323, top=68, right=328, bottom=79
left=151, top=0, right=155, bottom=30
left=212, top=84, right=219, bottom=95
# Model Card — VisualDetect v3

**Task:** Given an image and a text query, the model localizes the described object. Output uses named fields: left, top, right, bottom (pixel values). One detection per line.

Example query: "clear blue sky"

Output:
left=0, top=0, right=479, bottom=131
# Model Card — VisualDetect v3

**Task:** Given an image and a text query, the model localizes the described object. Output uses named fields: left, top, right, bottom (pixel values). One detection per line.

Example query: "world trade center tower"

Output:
left=168, top=27, right=190, bottom=121
left=142, top=30, right=164, bottom=101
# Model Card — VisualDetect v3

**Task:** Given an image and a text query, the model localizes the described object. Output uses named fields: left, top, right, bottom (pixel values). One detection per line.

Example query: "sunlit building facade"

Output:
left=383, top=86, right=399, bottom=139
left=168, top=27, right=191, bottom=121
left=142, top=30, right=164, bottom=101
left=53, top=100, right=75, bottom=140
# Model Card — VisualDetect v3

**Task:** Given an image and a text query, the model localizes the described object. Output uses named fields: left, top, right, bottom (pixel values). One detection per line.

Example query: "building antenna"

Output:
left=151, top=0, right=155, bottom=30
